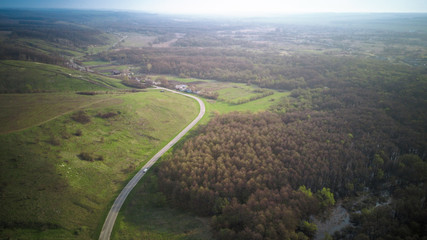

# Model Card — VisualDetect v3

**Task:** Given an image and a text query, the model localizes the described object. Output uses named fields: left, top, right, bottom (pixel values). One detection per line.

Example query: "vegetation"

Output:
left=0, top=60, right=127, bottom=93
left=152, top=70, right=426, bottom=239
left=150, top=49, right=426, bottom=238
left=0, top=90, right=199, bottom=239
left=1, top=9, right=427, bottom=240
left=113, top=172, right=214, bottom=240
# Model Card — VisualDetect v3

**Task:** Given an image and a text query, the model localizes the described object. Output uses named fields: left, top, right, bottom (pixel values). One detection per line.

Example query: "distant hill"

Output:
left=0, top=60, right=127, bottom=93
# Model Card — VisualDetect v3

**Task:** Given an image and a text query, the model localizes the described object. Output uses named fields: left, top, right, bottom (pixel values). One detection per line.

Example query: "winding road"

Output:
left=98, top=87, right=205, bottom=240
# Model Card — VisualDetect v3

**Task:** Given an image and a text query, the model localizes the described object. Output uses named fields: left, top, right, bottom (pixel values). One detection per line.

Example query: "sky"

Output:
left=0, top=0, right=426, bottom=15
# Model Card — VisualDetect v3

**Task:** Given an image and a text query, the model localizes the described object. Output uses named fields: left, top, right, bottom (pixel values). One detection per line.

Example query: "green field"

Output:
left=0, top=89, right=199, bottom=239
left=92, top=65, right=131, bottom=74
left=121, top=33, right=156, bottom=48
left=150, top=75, right=211, bottom=83
left=0, top=60, right=128, bottom=93
left=216, top=83, right=258, bottom=100
left=14, top=38, right=84, bottom=57
left=112, top=173, right=214, bottom=240
left=204, top=90, right=288, bottom=114
left=85, top=33, right=121, bottom=55
left=0, top=93, right=119, bottom=134
left=81, top=60, right=112, bottom=66
left=183, top=80, right=290, bottom=123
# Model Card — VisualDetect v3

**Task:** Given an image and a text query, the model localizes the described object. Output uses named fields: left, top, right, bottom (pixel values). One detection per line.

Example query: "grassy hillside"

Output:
left=0, top=60, right=127, bottom=93
left=0, top=93, right=118, bottom=134
left=0, top=59, right=285, bottom=239
left=0, top=90, right=199, bottom=239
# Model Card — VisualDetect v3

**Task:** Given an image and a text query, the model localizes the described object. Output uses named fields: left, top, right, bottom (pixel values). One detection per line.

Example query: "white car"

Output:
left=143, top=168, right=148, bottom=173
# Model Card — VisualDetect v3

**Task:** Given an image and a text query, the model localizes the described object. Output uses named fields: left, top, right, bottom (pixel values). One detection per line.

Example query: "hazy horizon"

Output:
left=1, top=0, right=426, bottom=16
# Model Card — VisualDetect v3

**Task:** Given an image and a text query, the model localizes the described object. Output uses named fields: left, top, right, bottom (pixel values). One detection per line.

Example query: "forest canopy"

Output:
left=156, top=56, right=426, bottom=239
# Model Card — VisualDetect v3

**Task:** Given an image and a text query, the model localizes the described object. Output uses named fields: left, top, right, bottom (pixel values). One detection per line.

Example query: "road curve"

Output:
left=98, top=87, right=205, bottom=240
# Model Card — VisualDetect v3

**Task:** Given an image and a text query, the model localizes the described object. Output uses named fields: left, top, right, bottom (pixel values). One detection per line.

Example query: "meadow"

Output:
left=0, top=89, right=199, bottom=239
left=0, top=93, right=116, bottom=134
left=0, top=60, right=127, bottom=92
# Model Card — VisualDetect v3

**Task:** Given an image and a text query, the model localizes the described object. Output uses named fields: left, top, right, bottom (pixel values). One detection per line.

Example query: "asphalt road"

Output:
left=98, top=87, right=205, bottom=240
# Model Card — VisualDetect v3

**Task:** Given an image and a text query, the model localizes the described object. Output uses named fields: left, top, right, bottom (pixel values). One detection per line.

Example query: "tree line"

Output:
left=96, top=47, right=426, bottom=93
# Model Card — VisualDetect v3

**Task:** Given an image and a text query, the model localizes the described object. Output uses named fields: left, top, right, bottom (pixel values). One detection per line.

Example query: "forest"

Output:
left=156, top=58, right=427, bottom=239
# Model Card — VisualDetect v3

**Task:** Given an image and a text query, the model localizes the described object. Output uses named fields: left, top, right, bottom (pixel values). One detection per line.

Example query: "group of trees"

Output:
left=158, top=112, right=349, bottom=239
left=334, top=154, right=427, bottom=240
left=154, top=51, right=426, bottom=239
left=10, top=24, right=105, bottom=49
left=0, top=43, right=65, bottom=66
left=0, top=11, right=108, bottom=65
left=97, top=46, right=427, bottom=95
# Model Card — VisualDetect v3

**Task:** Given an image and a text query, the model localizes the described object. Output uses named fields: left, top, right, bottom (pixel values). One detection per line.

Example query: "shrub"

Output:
left=71, top=111, right=91, bottom=124
left=76, top=91, right=97, bottom=95
left=78, top=152, right=104, bottom=161
left=74, top=129, right=83, bottom=136
left=48, top=136, right=61, bottom=146
left=78, top=152, right=95, bottom=161
left=61, top=131, right=72, bottom=139
left=96, top=112, right=118, bottom=119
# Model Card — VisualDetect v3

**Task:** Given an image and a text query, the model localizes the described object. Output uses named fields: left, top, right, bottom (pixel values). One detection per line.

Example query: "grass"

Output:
left=81, top=60, right=111, bottom=66
left=200, top=90, right=289, bottom=124
left=149, top=75, right=210, bottom=83
left=92, top=65, right=131, bottom=74
left=121, top=33, right=156, bottom=48
left=165, top=79, right=290, bottom=123
left=17, top=38, right=84, bottom=57
left=85, top=33, right=121, bottom=55
left=0, top=89, right=199, bottom=240
left=112, top=174, right=213, bottom=240
left=0, top=60, right=128, bottom=93
left=217, top=86, right=256, bottom=101
left=215, top=83, right=273, bottom=104
left=0, top=93, right=119, bottom=134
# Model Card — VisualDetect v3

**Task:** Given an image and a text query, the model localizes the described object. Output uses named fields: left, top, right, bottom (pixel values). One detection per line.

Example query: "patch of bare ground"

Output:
left=312, top=203, right=350, bottom=239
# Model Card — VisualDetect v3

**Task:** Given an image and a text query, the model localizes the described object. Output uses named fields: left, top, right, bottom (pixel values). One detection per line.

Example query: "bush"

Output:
left=76, top=91, right=97, bottom=95
left=48, top=136, right=61, bottom=146
left=78, top=152, right=95, bottom=161
left=61, top=131, right=72, bottom=139
left=74, top=129, right=83, bottom=136
left=96, top=112, right=118, bottom=119
left=71, top=111, right=91, bottom=124
left=78, top=152, right=104, bottom=162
